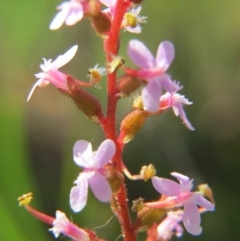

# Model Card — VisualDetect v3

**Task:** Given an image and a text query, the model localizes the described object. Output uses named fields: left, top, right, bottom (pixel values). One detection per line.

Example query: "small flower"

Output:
left=127, top=39, right=178, bottom=112
left=50, top=210, right=90, bottom=241
left=50, top=0, right=84, bottom=30
left=151, top=172, right=215, bottom=235
left=87, top=64, right=106, bottom=88
left=122, top=6, right=147, bottom=33
left=157, top=211, right=184, bottom=241
left=27, top=45, right=78, bottom=101
left=70, top=139, right=116, bottom=212
left=160, top=92, right=195, bottom=130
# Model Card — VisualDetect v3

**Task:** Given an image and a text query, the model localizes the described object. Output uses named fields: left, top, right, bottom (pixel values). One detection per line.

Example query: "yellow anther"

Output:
left=107, top=55, right=125, bottom=74
left=140, top=164, right=156, bottom=181
left=133, top=95, right=144, bottom=110
left=18, top=192, right=33, bottom=206
left=88, top=68, right=101, bottom=83
left=124, top=13, right=137, bottom=28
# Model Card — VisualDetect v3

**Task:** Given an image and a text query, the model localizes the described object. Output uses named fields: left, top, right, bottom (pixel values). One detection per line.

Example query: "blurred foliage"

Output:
left=1, top=0, right=240, bottom=240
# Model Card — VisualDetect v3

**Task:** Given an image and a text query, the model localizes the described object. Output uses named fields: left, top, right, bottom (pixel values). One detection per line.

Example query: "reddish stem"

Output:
left=102, top=1, right=136, bottom=241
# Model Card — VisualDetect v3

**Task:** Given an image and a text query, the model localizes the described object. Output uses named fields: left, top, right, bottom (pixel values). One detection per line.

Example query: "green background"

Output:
left=1, top=0, right=240, bottom=240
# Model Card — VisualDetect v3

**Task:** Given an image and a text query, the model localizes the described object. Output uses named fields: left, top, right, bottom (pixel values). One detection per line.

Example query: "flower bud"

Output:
left=120, top=109, right=149, bottom=143
left=117, top=74, right=143, bottom=97
left=66, top=75, right=103, bottom=120
left=91, top=12, right=111, bottom=36
left=132, top=198, right=166, bottom=232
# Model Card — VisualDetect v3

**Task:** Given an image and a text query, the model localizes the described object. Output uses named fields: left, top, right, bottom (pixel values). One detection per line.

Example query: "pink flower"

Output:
left=152, top=172, right=215, bottom=235
left=157, top=211, right=183, bottom=241
left=27, top=45, right=78, bottom=101
left=50, top=210, right=90, bottom=241
left=160, top=92, right=195, bottom=130
left=127, top=39, right=178, bottom=112
left=50, top=0, right=84, bottom=30
left=70, top=139, right=116, bottom=212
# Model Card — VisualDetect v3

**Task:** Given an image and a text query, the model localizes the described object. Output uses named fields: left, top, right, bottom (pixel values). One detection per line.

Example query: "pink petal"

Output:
left=142, top=79, right=162, bottom=112
left=65, top=7, right=83, bottom=26
left=70, top=175, right=89, bottom=212
left=152, top=176, right=181, bottom=196
left=50, top=2, right=70, bottom=30
left=193, top=194, right=215, bottom=211
left=160, top=74, right=181, bottom=94
left=93, top=139, right=116, bottom=169
left=182, top=202, right=202, bottom=235
left=52, top=45, right=78, bottom=69
left=171, top=172, right=190, bottom=185
left=127, top=39, right=155, bottom=69
left=156, top=41, right=175, bottom=72
left=89, top=172, right=112, bottom=202
left=73, top=140, right=93, bottom=168
left=173, top=104, right=195, bottom=131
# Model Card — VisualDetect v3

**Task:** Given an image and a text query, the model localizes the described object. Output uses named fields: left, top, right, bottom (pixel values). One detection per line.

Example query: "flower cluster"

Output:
left=22, top=1, right=215, bottom=241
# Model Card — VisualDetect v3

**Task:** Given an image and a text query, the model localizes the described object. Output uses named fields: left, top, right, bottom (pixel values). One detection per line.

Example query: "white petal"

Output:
left=27, top=78, right=46, bottom=101
left=65, top=8, right=83, bottom=26
left=52, top=45, right=78, bottom=69
left=49, top=4, right=70, bottom=30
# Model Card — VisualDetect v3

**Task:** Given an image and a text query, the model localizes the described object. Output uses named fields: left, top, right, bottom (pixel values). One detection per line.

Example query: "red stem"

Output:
left=102, top=1, right=136, bottom=241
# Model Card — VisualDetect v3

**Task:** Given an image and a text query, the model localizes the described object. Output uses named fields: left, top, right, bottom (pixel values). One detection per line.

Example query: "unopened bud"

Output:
left=66, top=76, right=103, bottom=120
left=120, top=109, right=149, bottom=143
left=91, top=12, right=111, bottom=36
left=117, top=74, right=143, bottom=97
left=136, top=204, right=166, bottom=232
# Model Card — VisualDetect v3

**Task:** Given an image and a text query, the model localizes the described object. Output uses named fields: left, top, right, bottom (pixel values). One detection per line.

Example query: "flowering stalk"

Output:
left=22, top=1, right=215, bottom=241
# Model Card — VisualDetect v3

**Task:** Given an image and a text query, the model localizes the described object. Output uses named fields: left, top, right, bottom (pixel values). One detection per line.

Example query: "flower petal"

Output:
left=127, top=39, right=155, bottom=69
left=73, top=140, right=93, bottom=167
left=52, top=45, right=78, bottom=69
left=156, top=41, right=175, bottom=72
left=171, top=172, right=190, bottom=185
left=65, top=7, right=83, bottom=26
left=152, top=176, right=181, bottom=196
left=182, top=202, right=202, bottom=235
left=70, top=174, right=89, bottom=212
left=93, top=139, right=116, bottom=169
left=50, top=2, right=70, bottom=30
left=193, top=194, right=215, bottom=211
left=142, top=79, right=162, bottom=112
left=89, top=172, right=112, bottom=202
left=173, top=104, right=195, bottom=131
left=27, top=78, right=48, bottom=101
